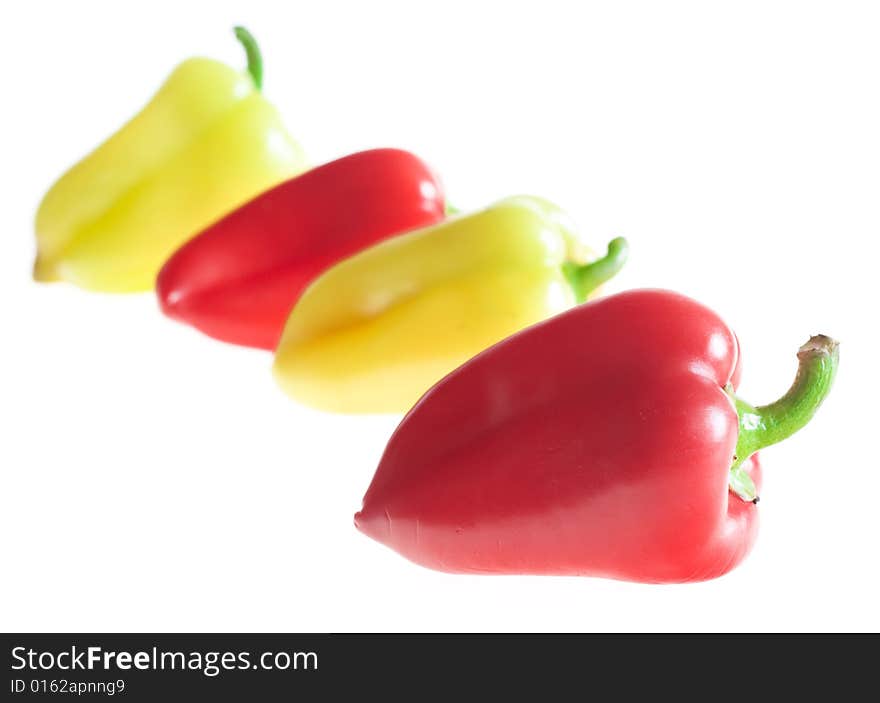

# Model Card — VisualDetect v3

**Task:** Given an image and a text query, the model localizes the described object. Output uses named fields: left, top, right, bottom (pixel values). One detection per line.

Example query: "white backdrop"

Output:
left=1, top=0, right=877, bottom=632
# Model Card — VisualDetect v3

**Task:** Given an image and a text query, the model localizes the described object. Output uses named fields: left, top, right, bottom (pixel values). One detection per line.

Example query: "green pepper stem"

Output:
left=444, top=203, right=461, bottom=217
left=561, top=237, right=628, bottom=303
left=727, top=334, right=839, bottom=501
left=234, top=26, right=263, bottom=90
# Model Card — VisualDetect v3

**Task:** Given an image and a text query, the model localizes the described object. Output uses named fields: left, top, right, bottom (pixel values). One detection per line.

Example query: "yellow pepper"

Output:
left=34, top=27, right=307, bottom=292
left=273, top=196, right=628, bottom=413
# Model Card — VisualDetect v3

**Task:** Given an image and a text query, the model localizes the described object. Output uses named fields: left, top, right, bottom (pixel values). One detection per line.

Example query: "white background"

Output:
left=2, top=0, right=877, bottom=632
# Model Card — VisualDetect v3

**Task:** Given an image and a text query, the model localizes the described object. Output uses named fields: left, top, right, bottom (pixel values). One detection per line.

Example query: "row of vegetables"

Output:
left=34, top=28, right=838, bottom=582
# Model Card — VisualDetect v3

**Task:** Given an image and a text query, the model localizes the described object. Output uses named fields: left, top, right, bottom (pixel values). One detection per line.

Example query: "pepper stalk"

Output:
left=726, top=334, right=839, bottom=502
left=233, top=26, right=263, bottom=90
left=562, top=237, right=629, bottom=303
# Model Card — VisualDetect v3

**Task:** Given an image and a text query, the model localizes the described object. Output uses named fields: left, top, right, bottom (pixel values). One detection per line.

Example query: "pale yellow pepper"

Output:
left=34, top=27, right=307, bottom=292
left=273, top=196, right=628, bottom=413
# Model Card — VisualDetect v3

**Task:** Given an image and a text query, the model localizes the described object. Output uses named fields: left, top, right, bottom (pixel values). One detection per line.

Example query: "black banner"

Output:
left=1, top=633, right=873, bottom=699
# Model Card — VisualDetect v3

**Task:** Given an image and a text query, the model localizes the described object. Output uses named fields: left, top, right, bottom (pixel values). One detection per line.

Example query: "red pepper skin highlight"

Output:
left=156, top=148, right=446, bottom=350
left=355, top=290, right=762, bottom=583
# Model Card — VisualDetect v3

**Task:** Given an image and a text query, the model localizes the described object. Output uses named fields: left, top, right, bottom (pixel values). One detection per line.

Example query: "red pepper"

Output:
left=355, top=290, right=838, bottom=583
left=156, top=148, right=446, bottom=349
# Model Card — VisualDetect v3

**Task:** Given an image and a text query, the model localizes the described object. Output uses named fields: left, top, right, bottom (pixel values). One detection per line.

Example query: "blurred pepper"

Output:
left=34, top=27, right=307, bottom=292
left=157, top=149, right=446, bottom=349
left=273, top=196, right=628, bottom=413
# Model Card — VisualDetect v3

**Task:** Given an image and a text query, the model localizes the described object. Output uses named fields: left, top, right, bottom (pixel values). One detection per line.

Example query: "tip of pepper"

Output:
left=353, top=503, right=391, bottom=542
left=154, top=262, right=187, bottom=319
left=32, top=255, right=60, bottom=283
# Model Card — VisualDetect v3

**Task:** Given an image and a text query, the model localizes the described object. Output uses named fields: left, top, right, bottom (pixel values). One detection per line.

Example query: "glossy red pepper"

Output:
left=156, top=148, right=446, bottom=349
left=355, top=290, right=838, bottom=583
